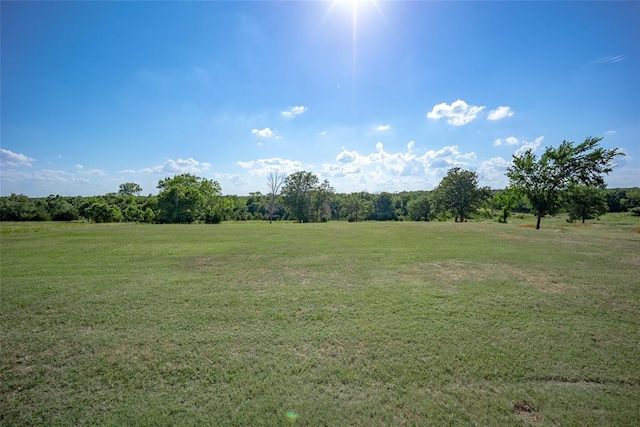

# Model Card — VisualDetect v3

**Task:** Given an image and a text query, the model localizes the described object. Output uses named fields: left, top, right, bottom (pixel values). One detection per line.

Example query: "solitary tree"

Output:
left=507, top=137, right=622, bottom=229
left=431, top=168, right=490, bottom=222
left=157, top=173, right=222, bottom=223
left=281, top=171, right=319, bottom=222
left=267, top=171, right=285, bottom=223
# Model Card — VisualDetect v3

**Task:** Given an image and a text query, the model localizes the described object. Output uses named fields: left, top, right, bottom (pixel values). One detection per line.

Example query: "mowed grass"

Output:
left=1, top=217, right=639, bottom=426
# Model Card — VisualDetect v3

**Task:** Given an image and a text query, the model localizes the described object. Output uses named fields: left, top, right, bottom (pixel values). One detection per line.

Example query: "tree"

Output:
left=267, top=171, right=285, bottom=223
left=86, top=202, right=123, bottom=223
left=431, top=168, right=490, bottom=222
left=492, top=188, right=521, bottom=223
left=156, top=174, right=222, bottom=223
left=507, top=137, right=622, bottom=229
left=564, top=185, right=608, bottom=223
left=407, top=195, right=431, bottom=221
left=281, top=171, right=319, bottom=222
left=312, top=179, right=335, bottom=222
left=118, top=182, right=143, bottom=196
left=372, top=193, right=397, bottom=221
left=341, top=192, right=373, bottom=222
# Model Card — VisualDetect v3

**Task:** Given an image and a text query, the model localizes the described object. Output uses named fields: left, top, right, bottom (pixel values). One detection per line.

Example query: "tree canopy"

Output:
left=507, top=137, right=622, bottom=229
left=281, top=171, right=319, bottom=223
left=431, top=168, right=490, bottom=222
left=156, top=174, right=222, bottom=223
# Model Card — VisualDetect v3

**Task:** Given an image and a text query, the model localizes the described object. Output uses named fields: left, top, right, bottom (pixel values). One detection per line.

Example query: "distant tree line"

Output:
left=1, top=138, right=636, bottom=227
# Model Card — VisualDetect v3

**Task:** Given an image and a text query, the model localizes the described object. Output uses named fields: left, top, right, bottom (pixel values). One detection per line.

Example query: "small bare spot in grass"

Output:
left=513, top=400, right=542, bottom=423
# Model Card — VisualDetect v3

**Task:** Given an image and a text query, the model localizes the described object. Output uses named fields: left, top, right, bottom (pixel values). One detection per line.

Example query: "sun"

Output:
left=322, top=0, right=386, bottom=75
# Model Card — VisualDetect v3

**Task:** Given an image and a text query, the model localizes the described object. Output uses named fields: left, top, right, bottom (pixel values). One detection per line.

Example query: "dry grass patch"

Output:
left=399, top=261, right=574, bottom=294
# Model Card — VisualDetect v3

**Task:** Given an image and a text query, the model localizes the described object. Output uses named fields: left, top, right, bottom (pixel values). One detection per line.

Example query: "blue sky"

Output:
left=2, top=0, right=638, bottom=197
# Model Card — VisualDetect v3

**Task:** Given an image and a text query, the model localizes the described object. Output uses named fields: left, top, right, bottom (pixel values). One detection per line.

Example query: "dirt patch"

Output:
left=513, top=400, right=542, bottom=423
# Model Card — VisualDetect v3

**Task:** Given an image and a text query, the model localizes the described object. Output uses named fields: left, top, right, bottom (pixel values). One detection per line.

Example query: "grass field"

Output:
left=2, top=216, right=639, bottom=426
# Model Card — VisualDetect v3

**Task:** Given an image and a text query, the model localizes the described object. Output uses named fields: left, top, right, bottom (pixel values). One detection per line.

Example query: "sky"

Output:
left=1, top=0, right=639, bottom=197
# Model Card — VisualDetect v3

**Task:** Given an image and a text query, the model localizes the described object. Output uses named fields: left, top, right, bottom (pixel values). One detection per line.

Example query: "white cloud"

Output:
left=605, top=130, right=617, bottom=135
left=281, top=105, right=307, bottom=118
left=514, top=136, right=544, bottom=156
left=374, top=124, right=391, bottom=132
left=427, top=99, right=485, bottom=126
left=487, top=106, right=514, bottom=121
left=142, top=158, right=211, bottom=174
left=251, top=127, right=273, bottom=138
left=327, top=143, right=475, bottom=180
left=0, top=149, right=34, bottom=167
left=478, top=157, right=511, bottom=188
left=494, top=136, right=519, bottom=146
left=237, top=158, right=304, bottom=176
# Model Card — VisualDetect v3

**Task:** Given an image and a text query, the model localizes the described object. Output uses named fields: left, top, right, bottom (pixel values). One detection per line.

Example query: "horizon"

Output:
left=2, top=1, right=639, bottom=197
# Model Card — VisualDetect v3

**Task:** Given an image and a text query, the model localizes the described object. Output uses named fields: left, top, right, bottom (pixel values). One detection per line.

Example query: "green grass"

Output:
left=2, top=216, right=639, bottom=425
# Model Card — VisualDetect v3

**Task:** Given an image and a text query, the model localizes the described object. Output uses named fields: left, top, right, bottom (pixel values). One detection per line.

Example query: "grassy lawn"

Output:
left=1, top=216, right=639, bottom=425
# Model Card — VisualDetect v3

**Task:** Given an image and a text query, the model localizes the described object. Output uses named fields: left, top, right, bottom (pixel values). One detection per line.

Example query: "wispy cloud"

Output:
left=487, top=106, right=514, bottom=121
left=251, top=127, right=273, bottom=138
left=281, top=105, right=307, bottom=118
left=0, top=148, right=34, bottom=167
left=584, top=55, right=626, bottom=66
left=427, top=99, right=485, bottom=126
left=374, top=124, right=391, bottom=132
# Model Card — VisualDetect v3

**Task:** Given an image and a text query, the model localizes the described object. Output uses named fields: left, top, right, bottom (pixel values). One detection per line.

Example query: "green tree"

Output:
left=156, top=174, right=222, bottom=223
left=118, top=182, right=143, bottom=196
left=407, top=196, right=431, bottom=221
left=86, top=202, right=123, bottom=223
left=341, top=193, right=373, bottom=222
left=492, top=188, right=521, bottom=223
left=312, top=180, right=335, bottom=222
left=372, top=193, right=397, bottom=221
left=431, top=168, right=490, bottom=222
left=507, top=137, right=622, bottom=229
left=281, top=171, right=319, bottom=222
left=564, top=185, right=608, bottom=223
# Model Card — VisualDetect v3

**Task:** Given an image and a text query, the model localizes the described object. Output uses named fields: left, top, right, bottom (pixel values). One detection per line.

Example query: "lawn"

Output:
left=1, top=217, right=639, bottom=426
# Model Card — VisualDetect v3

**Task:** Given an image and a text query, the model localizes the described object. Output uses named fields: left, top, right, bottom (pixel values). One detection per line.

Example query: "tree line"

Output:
left=1, top=138, right=637, bottom=228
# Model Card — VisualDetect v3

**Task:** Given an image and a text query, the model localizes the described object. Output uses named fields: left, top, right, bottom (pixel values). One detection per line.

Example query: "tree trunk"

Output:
left=536, top=214, right=542, bottom=229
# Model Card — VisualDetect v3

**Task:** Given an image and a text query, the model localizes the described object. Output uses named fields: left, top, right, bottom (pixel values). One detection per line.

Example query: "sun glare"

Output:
left=322, top=0, right=386, bottom=83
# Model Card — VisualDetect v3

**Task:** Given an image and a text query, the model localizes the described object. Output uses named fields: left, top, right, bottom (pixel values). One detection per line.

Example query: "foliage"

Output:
left=431, top=168, right=490, bottom=222
left=118, top=182, right=143, bottom=196
left=564, top=185, right=608, bottom=223
left=340, top=192, right=373, bottom=222
left=507, top=137, right=623, bottom=229
left=86, top=202, right=123, bottom=223
left=406, top=195, right=431, bottom=221
left=492, top=188, right=522, bottom=223
left=281, top=171, right=319, bottom=222
left=156, top=173, right=222, bottom=223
